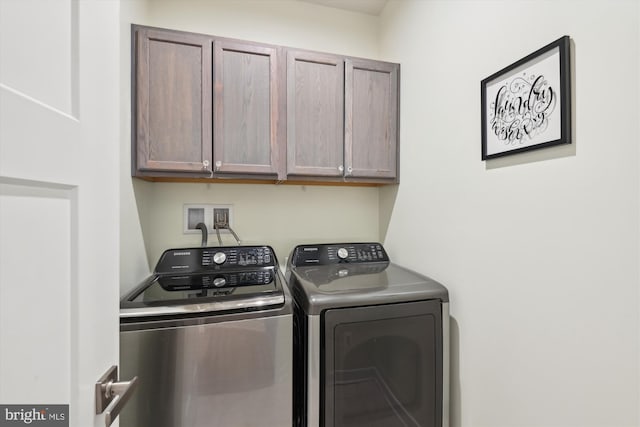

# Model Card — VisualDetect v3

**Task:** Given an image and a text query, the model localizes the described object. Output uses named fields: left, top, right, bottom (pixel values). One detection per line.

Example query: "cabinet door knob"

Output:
left=338, top=165, right=344, bottom=173
left=215, top=161, right=222, bottom=171
left=202, top=161, right=213, bottom=177
left=346, top=166, right=353, bottom=175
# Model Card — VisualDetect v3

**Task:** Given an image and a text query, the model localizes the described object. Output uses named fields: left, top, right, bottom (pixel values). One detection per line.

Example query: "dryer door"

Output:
left=323, top=300, right=442, bottom=427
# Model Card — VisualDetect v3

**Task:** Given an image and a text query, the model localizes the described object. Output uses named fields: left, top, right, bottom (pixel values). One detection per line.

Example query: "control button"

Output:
left=337, top=247, right=349, bottom=259
left=213, top=277, right=226, bottom=287
left=213, top=252, right=227, bottom=265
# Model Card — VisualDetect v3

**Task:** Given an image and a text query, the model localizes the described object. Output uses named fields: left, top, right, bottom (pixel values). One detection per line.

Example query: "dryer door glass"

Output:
left=323, top=300, right=442, bottom=427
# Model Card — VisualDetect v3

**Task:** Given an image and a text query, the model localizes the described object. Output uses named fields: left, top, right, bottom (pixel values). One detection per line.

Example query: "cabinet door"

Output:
left=213, top=41, right=281, bottom=177
left=345, top=59, right=399, bottom=180
left=287, top=51, right=344, bottom=177
left=135, top=28, right=212, bottom=174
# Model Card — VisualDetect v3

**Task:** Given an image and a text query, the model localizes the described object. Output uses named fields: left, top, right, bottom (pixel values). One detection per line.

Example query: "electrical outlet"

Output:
left=211, top=204, right=233, bottom=231
left=213, top=207, right=230, bottom=229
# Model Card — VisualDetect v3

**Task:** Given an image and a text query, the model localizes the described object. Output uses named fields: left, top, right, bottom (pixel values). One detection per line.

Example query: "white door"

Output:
left=0, top=1, right=122, bottom=426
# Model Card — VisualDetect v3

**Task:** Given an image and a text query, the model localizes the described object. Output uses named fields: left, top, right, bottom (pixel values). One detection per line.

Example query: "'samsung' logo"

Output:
left=1, top=405, right=68, bottom=426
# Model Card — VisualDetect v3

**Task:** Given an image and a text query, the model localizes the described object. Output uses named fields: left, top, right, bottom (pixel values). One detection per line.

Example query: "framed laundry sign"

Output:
left=481, top=36, right=571, bottom=160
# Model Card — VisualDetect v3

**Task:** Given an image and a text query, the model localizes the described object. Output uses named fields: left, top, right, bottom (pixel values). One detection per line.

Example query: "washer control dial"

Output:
left=213, top=277, right=226, bottom=287
left=337, top=247, right=349, bottom=260
left=213, top=252, right=227, bottom=265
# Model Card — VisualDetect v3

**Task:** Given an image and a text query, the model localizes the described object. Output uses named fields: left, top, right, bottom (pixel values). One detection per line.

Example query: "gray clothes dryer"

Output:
left=286, top=243, right=449, bottom=427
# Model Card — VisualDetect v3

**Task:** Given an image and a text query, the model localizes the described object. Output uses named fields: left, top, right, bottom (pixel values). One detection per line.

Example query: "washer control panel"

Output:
left=202, top=246, right=273, bottom=268
left=155, top=246, right=275, bottom=274
left=291, top=243, right=389, bottom=266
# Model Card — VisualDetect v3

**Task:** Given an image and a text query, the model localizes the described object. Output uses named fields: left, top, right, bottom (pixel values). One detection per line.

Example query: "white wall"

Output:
left=119, top=0, right=384, bottom=291
left=380, top=1, right=639, bottom=426
left=143, top=183, right=379, bottom=268
left=120, top=0, right=152, bottom=293
left=142, top=0, right=381, bottom=58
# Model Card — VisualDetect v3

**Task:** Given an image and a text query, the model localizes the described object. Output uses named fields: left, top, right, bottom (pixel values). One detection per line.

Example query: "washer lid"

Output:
left=287, top=262, right=449, bottom=315
left=120, top=268, right=285, bottom=318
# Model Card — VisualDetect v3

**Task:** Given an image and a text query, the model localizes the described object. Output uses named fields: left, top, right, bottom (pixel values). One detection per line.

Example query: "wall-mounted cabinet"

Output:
left=134, top=28, right=212, bottom=175
left=346, top=59, right=398, bottom=180
left=213, top=41, right=283, bottom=178
left=132, top=25, right=400, bottom=185
left=286, top=50, right=344, bottom=178
left=286, top=51, right=399, bottom=181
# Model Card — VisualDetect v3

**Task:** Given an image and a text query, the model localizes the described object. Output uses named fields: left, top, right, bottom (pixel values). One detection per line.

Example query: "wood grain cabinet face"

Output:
left=346, top=59, right=399, bottom=180
left=132, top=25, right=399, bottom=184
left=286, top=51, right=344, bottom=177
left=287, top=53, right=399, bottom=182
left=135, top=28, right=212, bottom=174
left=213, top=41, right=281, bottom=177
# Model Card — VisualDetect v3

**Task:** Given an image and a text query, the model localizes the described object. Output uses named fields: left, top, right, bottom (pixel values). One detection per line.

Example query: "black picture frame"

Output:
left=481, top=36, right=571, bottom=160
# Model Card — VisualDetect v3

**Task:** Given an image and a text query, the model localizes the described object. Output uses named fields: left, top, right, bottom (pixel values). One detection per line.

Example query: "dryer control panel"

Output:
left=290, top=243, right=389, bottom=266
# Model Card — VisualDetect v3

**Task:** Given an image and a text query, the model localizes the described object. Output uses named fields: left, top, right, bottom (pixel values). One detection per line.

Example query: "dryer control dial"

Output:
left=213, top=252, right=227, bottom=265
left=213, top=277, right=226, bottom=287
left=337, top=247, right=349, bottom=260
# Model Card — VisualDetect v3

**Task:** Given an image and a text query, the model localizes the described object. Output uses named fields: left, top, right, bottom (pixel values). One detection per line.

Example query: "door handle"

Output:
left=95, top=365, right=139, bottom=427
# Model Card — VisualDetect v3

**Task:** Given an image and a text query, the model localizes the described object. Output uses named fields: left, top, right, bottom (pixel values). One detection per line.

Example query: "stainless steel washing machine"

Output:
left=120, top=245, right=292, bottom=427
left=286, top=243, right=449, bottom=427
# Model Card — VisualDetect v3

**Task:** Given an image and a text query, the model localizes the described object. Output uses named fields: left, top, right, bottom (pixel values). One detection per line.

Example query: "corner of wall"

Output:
left=378, top=184, right=398, bottom=243
left=119, top=0, right=152, bottom=294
